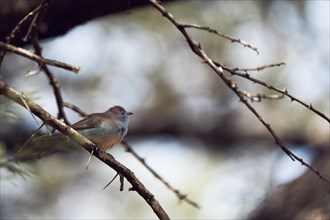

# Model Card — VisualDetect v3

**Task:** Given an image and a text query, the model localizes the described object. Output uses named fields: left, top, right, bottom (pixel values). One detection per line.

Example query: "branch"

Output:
left=0, top=80, right=170, bottom=220
left=182, top=24, right=260, bottom=55
left=62, top=102, right=200, bottom=208
left=0, top=42, right=81, bottom=73
left=148, top=0, right=330, bottom=184
left=236, top=86, right=284, bottom=102
left=122, top=140, right=200, bottom=209
left=0, top=4, right=42, bottom=66
left=223, top=66, right=330, bottom=123
left=63, top=102, right=88, bottom=117
left=230, top=62, right=286, bottom=72
left=18, top=0, right=69, bottom=124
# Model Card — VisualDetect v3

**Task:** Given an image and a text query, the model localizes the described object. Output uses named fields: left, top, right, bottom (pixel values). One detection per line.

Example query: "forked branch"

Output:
left=63, top=102, right=200, bottom=209
left=148, top=0, right=330, bottom=184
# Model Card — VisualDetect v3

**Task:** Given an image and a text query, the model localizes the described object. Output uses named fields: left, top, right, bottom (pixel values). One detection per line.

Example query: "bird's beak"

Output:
left=126, top=112, right=133, bottom=116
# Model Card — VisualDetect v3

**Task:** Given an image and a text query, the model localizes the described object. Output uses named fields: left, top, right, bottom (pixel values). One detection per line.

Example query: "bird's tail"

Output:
left=12, top=133, right=76, bottom=162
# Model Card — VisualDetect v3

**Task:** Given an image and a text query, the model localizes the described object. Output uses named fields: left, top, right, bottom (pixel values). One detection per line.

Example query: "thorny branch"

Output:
left=122, top=140, right=200, bottom=209
left=0, top=0, right=198, bottom=216
left=182, top=23, right=260, bottom=55
left=224, top=66, right=330, bottom=123
left=236, top=86, right=284, bottom=102
left=230, top=62, right=286, bottom=72
left=148, top=0, right=329, bottom=184
left=0, top=80, right=170, bottom=220
left=63, top=102, right=200, bottom=208
left=2, top=0, right=329, bottom=218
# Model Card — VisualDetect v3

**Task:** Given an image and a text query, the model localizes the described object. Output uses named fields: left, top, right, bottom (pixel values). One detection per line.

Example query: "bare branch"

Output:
left=31, top=42, right=70, bottom=124
left=236, top=87, right=284, bottom=102
left=148, top=0, right=330, bottom=184
left=202, top=51, right=330, bottom=184
left=63, top=102, right=89, bottom=117
left=182, top=24, right=260, bottom=55
left=24, top=0, right=69, bottom=124
left=231, top=62, right=286, bottom=72
left=0, top=4, right=42, bottom=66
left=122, top=140, right=200, bottom=209
left=63, top=102, right=199, bottom=208
left=0, top=80, right=170, bottom=220
left=223, top=66, right=330, bottom=123
left=0, top=42, right=81, bottom=73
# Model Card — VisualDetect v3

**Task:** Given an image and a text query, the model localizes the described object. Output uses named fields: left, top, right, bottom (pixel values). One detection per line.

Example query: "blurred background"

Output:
left=1, top=0, right=329, bottom=219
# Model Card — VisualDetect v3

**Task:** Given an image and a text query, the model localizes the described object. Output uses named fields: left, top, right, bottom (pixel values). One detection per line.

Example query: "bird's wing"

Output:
left=71, top=113, right=105, bottom=130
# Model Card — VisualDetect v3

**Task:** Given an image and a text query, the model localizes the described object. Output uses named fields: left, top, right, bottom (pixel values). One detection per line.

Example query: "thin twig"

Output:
left=236, top=87, right=284, bottom=102
left=230, top=62, right=286, bottom=72
left=7, top=6, right=42, bottom=42
left=12, top=123, right=45, bottom=161
left=122, top=140, right=200, bottom=208
left=0, top=5, right=42, bottom=66
left=182, top=24, right=260, bottom=55
left=148, top=0, right=330, bottom=184
left=223, top=66, right=330, bottom=123
left=63, top=102, right=88, bottom=117
left=31, top=42, right=70, bottom=124
left=22, top=0, right=50, bottom=43
left=25, top=0, right=69, bottom=124
left=20, top=95, right=40, bottom=125
left=201, top=47, right=330, bottom=184
left=23, top=6, right=41, bottom=42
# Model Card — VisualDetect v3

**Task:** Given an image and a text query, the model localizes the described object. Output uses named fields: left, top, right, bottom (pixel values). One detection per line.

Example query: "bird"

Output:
left=70, top=105, right=133, bottom=169
left=70, top=105, right=133, bottom=152
left=14, top=106, right=133, bottom=163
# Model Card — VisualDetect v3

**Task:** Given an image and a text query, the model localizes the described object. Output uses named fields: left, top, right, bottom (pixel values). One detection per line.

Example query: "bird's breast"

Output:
left=80, top=120, right=128, bottom=151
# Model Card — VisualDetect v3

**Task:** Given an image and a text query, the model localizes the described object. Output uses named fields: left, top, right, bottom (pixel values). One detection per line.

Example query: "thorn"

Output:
left=129, top=186, right=137, bottom=191
left=85, top=150, right=93, bottom=170
left=103, top=173, right=119, bottom=190
left=120, top=174, right=124, bottom=191
left=86, top=144, right=99, bottom=170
